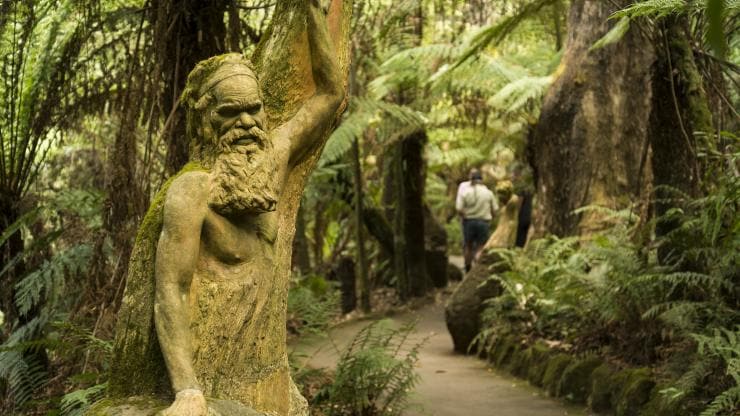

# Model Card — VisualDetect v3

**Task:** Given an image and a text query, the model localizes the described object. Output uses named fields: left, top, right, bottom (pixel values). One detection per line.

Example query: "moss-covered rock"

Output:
left=639, top=384, right=693, bottom=416
left=614, top=368, right=655, bottom=416
left=506, top=344, right=530, bottom=378
left=556, top=356, right=603, bottom=404
left=492, top=335, right=518, bottom=368
left=542, top=353, right=573, bottom=396
left=525, top=342, right=553, bottom=387
left=588, top=363, right=616, bottom=413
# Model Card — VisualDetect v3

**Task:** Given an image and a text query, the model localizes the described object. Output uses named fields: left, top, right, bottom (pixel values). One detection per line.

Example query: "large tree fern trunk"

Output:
left=529, top=0, right=654, bottom=237
left=649, top=16, right=712, bottom=264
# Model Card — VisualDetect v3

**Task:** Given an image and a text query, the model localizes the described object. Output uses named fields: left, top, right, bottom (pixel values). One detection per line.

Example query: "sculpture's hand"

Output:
left=159, top=389, right=208, bottom=416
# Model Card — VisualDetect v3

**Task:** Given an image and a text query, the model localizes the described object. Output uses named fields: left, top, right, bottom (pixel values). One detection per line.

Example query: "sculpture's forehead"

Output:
left=210, top=74, right=262, bottom=103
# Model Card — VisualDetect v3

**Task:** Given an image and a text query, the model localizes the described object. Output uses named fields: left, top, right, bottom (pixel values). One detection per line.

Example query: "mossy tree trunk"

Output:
left=649, top=16, right=713, bottom=264
left=529, top=0, right=654, bottom=237
left=153, top=0, right=231, bottom=174
left=107, top=2, right=353, bottom=414
left=389, top=130, right=431, bottom=301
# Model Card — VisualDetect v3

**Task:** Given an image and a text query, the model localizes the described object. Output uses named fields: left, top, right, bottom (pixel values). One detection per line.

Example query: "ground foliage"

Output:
left=474, top=146, right=739, bottom=414
left=306, top=319, right=425, bottom=416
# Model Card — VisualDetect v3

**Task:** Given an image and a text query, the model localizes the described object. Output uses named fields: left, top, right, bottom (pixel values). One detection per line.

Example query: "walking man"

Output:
left=456, top=169, right=498, bottom=272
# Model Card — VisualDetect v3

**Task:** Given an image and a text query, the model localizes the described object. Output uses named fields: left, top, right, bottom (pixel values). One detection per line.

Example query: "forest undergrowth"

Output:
left=473, top=146, right=740, bottom=415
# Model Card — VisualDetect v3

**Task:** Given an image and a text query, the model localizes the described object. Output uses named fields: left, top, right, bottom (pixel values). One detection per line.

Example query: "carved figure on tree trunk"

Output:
left=101, top=2, right=346, bottom=416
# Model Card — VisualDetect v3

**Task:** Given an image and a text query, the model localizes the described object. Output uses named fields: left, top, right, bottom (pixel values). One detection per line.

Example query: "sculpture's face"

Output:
left=204, top=73, right=267, bottom=153
left=205, top=70, right=279, bottom=216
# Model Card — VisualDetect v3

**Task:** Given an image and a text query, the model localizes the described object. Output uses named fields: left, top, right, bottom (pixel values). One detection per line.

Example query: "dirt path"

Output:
left=291, top=301, right=588, bottom=416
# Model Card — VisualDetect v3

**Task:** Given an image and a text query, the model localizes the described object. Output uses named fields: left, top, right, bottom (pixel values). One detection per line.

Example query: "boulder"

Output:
left=445, top=197, right=521, bottom=353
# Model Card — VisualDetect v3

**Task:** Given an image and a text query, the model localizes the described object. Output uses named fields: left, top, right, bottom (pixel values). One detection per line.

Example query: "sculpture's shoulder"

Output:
left=161, top=170, right=210, bottom=218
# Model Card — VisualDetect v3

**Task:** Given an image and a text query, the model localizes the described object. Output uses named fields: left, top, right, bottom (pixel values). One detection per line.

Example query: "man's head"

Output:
left=182, top=53, right=278, bottom=216
left=182, top=53, right=266, bottom=160
left=469, top=168, right=482, bottom=183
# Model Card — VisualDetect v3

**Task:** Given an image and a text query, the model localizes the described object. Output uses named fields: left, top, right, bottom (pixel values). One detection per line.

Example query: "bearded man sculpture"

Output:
left=104, top=2, right=344, bottom=416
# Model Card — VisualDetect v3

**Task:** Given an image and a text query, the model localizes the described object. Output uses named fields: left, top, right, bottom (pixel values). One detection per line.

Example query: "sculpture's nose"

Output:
left=236, top=112, right=255, bottom=129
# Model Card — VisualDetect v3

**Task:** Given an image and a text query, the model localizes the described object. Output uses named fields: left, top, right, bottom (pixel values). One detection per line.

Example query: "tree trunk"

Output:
left=106, top=2, right=352, bottom=414
left=401, top=130, right=429, bottom=297
left=424, top=204, right=448, bottom=288
left=352, top=137, right=371, bottom=312
left=291, top=203, right=311, bottom=274
left=0, top=197, right=24, bottom=332
left=389, top=130, right=430, bottom=300
left=649, top=16, right=712, bottom=264
left=529, top=0, right=654, bottom=237
left=154, top=0, right=230, bottom=175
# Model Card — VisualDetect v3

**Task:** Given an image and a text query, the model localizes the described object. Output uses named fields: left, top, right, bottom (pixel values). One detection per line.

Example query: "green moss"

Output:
left=614, top=368, right=655, bottom=416
left=526, top=343, right=552, bottom=387
left=86, top=396, right=167, bottom=416
left=556, top=356, right=603, bottom=404
left=506, top=345, right=529, bottom=378
left=542, top=353, right=573, bottom=396
left=588, top=363, right=616, bottom=413
left=108, top=162, right=206, bottom=398
left=640, top=384, right=693, bottom=416
left=492, top=335, right=517, bottom=368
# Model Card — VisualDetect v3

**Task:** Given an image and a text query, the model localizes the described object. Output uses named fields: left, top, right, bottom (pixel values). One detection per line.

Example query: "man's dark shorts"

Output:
left=463, top=218, right=490, bottom=249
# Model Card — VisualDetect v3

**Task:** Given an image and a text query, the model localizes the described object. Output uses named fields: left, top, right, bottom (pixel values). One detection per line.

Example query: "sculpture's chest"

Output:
left=200, top=211, right=277, bottom=266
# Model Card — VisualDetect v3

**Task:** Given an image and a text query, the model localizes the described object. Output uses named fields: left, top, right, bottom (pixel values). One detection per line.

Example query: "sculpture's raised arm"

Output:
left=276, top=0, right=345, bottom=166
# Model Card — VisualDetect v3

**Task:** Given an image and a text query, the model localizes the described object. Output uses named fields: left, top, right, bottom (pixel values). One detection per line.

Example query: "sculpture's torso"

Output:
left=182, top=167, right=295, bottom=414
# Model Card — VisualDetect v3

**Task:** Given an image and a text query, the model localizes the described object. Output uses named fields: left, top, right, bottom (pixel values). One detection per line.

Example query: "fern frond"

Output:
left=590, top=17, right=631, bottom=51
left=452, top=0, right=559, bottom=69
left=487, top=75, right=553, bottom=114
left=60, top=382, right=107, bottom=416
left=14, top=244, right=92, bottom=316
left=699, top=385, right=740, bottom=416
left=319, top=98, right=425, bottom=167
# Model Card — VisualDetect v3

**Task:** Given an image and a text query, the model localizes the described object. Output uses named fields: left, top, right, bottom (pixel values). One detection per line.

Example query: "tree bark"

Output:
left=151, top=0, right=230, bottom=175
left=424, top=204, right=448, bottom=288
left=649, top=17, right=712, bottom=264
left=529, top=0, right=654, bottom=237
left=389, top=130, right=431, bottom=300
left=352, top=137, right=371, bottom=312
left=291, top=203, right=311, bottom=274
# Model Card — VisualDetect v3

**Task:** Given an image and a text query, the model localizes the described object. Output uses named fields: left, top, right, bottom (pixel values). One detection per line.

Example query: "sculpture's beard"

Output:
left=208, top=126, right=278, bottom=216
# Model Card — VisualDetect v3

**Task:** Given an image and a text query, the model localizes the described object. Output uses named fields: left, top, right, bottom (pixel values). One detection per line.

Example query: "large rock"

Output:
left=445, top=196, right=522, bottom=352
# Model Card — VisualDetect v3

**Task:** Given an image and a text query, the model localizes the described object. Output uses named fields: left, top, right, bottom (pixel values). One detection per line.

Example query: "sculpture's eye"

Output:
left=217, top=106, right=241, bottom=118
left=247, top=102, right=262, bottom=115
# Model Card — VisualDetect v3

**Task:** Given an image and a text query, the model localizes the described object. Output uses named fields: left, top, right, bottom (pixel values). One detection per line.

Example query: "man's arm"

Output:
left=455, top=182, right=468, bottom=218
left=154, top=173, right=209, bottom=414
left=275, top=0, right=345, bottom=167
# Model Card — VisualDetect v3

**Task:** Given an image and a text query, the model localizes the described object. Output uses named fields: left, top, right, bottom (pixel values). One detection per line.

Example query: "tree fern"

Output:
left=694, top=327, right=740, bottom=415
left=0, top=237, right=92, bottom=409
left=316, top=320, right=424, bottom=416
left=60, top=382, right=107, bottom=416
left=451, top=0, right=559, bottom=70
left=319, top=98, right=426, bottom=167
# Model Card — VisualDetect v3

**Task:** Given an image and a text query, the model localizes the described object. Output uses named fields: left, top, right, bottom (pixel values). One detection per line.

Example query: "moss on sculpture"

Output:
left=108, top=162, right=206, bottom=399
